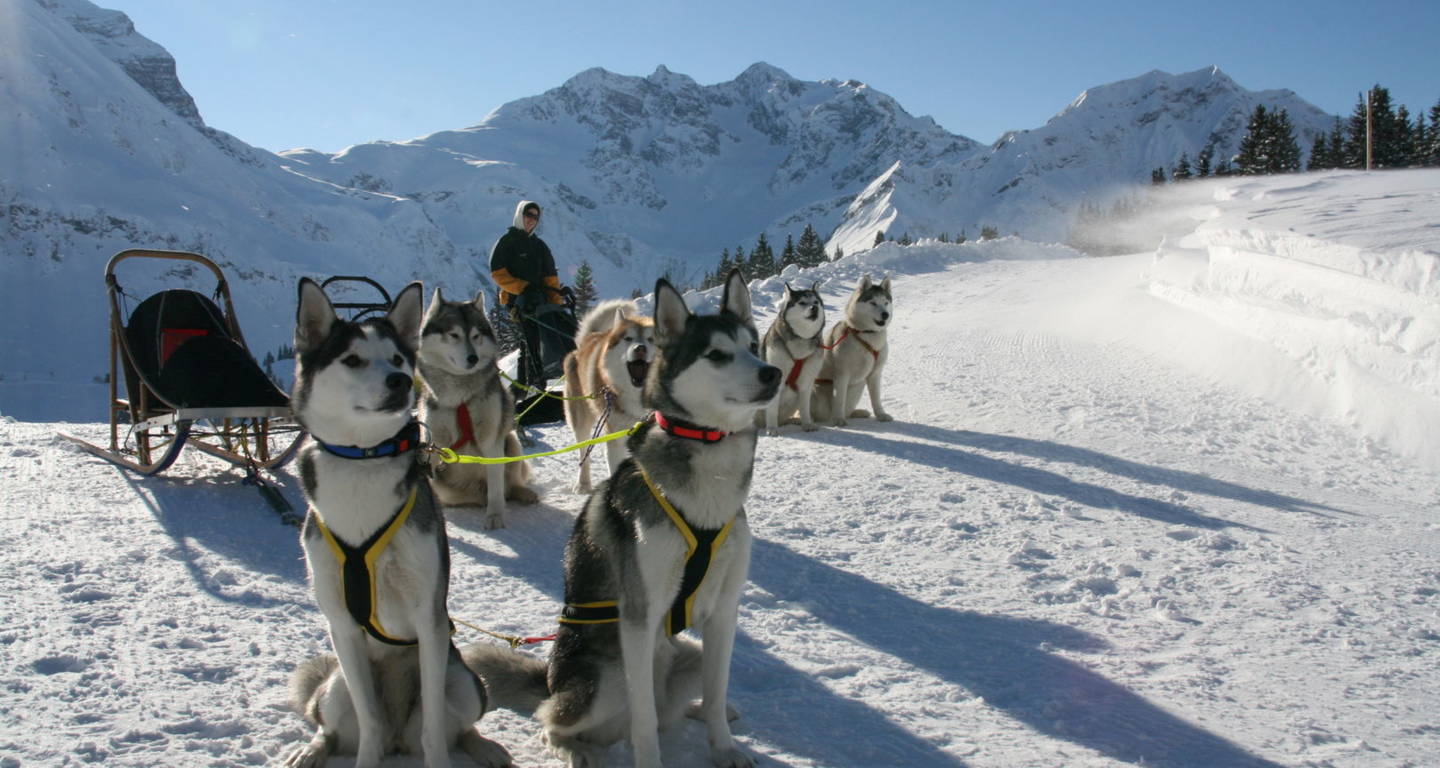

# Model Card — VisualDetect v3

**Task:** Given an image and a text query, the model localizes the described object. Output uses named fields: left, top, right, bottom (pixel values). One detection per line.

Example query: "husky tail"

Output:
left=461, top=642, right=550, bottom=713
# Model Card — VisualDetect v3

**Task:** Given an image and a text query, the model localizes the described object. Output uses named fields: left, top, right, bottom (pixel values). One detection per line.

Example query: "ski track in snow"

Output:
left=3, top=171, right=1440, bottom=767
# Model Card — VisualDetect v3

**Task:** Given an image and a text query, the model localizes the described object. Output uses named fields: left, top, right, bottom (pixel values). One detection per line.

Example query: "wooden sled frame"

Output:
left=61, top=249, right=304, bottom=476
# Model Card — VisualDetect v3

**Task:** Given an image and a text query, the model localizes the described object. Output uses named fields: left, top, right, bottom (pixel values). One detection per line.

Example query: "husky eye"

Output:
left=705, top=349, right=731, bottom=363
left=342, top=354, right=363, bottom=368
left=750, top=342, right=759, bottom=355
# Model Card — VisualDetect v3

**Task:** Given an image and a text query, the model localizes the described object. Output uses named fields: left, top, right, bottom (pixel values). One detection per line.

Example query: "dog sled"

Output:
left=59, top=249, right=303, bottom=479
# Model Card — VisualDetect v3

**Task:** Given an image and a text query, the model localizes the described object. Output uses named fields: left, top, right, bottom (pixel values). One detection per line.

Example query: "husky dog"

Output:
left=812, top=275, right=893, bottom=427
left=563, top=298, right=657, bottom=493
left=759, top=282, right=826, bottom=434
left=285, top=279, right=511, bottom=768
left=467, top=270, right=778, bottom=768
left=418, top=287, right=537, bottom=530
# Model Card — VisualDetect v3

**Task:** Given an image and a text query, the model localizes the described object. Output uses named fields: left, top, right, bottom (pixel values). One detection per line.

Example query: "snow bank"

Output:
left=1148, top=169, right=1440, bottom=463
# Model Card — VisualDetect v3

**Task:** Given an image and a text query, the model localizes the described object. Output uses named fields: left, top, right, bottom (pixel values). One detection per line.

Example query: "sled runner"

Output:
left=60, top=249, right=303, bottom=478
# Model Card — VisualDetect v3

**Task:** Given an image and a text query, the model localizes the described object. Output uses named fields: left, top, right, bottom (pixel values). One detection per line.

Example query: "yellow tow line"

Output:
left=432, top=419, right=646, bottom=466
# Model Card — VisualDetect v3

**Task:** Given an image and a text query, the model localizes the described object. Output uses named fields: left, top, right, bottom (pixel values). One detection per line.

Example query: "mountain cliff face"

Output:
left=1, top=0, right=1341, bottom=389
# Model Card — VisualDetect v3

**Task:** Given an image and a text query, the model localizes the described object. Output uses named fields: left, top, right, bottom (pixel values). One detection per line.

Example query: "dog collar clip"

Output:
left=315, top=421, right=422, bottom=459
left=653, top=412, right=727, bottom=443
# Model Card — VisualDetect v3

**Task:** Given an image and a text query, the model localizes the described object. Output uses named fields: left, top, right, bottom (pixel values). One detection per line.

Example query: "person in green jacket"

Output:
left=490, top=200, right=567, bottom=389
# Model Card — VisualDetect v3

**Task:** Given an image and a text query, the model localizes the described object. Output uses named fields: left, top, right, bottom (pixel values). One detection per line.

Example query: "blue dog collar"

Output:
left=315, top=421, right=421, bottom=459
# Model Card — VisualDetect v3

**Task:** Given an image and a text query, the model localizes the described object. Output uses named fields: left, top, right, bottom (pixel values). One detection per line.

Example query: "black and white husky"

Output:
left=418, top=287, right=537, bottom=530
left=759, top=281, right=826, bottom=434
left=812, top=274, right=893, bottom=426
left=465, top=270, right=778, bottom=768
left=285, top=279, right=512, bottom=768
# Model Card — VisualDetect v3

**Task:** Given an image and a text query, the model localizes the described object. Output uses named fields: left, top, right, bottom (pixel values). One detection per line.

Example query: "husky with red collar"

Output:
left=417, top=287, right=537, bottom=530
left=562, top=297, right=656, bottom=493
left=285, top=279, right=512, bottom=768
left=464, top=270, right=778, bottom=768
left=812, top=274, right=894, bottom=427
left=759, top=281, right=826, bottom=434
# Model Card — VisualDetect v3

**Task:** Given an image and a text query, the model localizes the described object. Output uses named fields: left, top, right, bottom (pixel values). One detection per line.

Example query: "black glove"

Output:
left=516, top=287, right=544, bottom=313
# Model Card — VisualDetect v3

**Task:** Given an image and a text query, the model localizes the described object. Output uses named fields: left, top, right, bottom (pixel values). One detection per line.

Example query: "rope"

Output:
left=500, top=371, right=598, bottom=402
left=576, top=390, right=615, bottom=467
left=452, top=617, right=554, bottom=649
left=434, top=419, right=646, bottom=466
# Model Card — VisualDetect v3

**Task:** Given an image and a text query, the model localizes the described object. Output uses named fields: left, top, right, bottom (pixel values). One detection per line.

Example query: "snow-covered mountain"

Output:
left=2, top=0, right=1337, bottom=397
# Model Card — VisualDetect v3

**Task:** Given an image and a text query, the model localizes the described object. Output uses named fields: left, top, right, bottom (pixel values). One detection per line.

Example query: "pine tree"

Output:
left=748, top=233, right=775, bottom=279
left=979, top=225, right=1000, bottom=241
left=1344, top=91, right=1369, bottom=169
left=1308, top=134, right=1330, bottom=171
left=937, top=232, right=949, bottom=244
left=1236, top=105, right=1271, bottom=175
left=832, top=246, right=844, bottom=262
left=898, top=231, right=912, bottom=246
left=571, top=260, right=597, bottom=317
left=1395, top=105, right=1416, bottom=168
left=1369, top=86, right=1401, bottom=168
left=1214, top=157, right=1233, bottom=176
left=1428, top=99, right=1440, bottom=166
left=1196, top=145, right=1214, bottom=177
left=795, top=223, right=825, bottom=268
left=1151, top=166, right=1168, bottom=184
left=873, top=230, right=886, bottom=247
left=956, top=229, right=967, bottom=244
left=1271, top=109, right=1302, bottom=173
left=1173, top=152, right=1193, bottom=181
left=780, top=234, right=798, bottom=270
left=1326, top=119, right=1347, bottom=169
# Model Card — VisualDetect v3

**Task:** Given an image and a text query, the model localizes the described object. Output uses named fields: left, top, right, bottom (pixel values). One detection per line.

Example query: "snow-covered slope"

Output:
left=1, top=0, right=1341, bottom=403
left=2, top=169, right=1437, bottom=767
left=830, top=67, right=1336, bottom=249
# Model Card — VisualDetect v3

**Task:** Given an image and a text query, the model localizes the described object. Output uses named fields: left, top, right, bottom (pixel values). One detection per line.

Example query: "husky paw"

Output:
left=763, top=426, right=779, bottom=437
left=282, top=743, right=328, bottom=768
left=848, top=408, right=871, bottom=419
left=482, top=511, right=507, bottom=530
left=832, top=417, right=848, bottom=427
left=874, top=412, right=893, bottom=422
left=709, top=745, right=756, bottom=768
left=572, top=480, right=592, bottom=495
left=506, top=485, right=539, bottom=504
left=460, top=730, right=515, bottom=767
left=800, top=421, right=819, bottom=432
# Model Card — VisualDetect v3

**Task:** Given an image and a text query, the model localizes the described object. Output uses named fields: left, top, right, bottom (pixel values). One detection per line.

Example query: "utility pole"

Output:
left=1366, top=88, right=1374, bottom=170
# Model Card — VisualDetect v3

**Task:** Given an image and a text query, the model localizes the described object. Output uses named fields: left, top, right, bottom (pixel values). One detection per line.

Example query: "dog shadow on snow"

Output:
left=449, top=500, right=970, bottom=767
left=799, top=422, right=1340, bottom=530
left=123, top=467, right=309, bottom=605
left=747, top=538, right=1285, bottom=768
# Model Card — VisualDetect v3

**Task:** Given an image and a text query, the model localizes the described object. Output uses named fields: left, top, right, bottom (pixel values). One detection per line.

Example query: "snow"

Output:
left=2, top=169, right=1439, bottom=767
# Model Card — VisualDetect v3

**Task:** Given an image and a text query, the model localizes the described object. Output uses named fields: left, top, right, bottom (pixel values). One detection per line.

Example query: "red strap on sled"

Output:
left=451, top=403, right=477, bottom=451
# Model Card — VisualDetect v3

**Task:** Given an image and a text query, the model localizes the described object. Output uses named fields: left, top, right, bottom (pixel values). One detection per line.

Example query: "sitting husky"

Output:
left=759, top=282, right=826, bottom=434
left=562, top=297, right=656, bottom=493
left=285, top=279, right=511, bottom=768
left=417, top=287, right=537, bottom=530
left=466, top=270, right=779, bottom=768
left=812, top=274, right=893, bottom=426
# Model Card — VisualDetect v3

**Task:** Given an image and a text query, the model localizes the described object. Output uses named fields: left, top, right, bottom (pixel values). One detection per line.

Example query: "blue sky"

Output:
left=108, top=0, right=1440, bottom=154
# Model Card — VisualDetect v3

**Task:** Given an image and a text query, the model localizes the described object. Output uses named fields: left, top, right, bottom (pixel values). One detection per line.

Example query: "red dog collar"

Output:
left=653, top=412, right=727, bottom=443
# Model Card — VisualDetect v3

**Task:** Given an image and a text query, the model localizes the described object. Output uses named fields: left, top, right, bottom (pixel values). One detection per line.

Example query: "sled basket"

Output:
left=60, top=249, right=304, bottom=477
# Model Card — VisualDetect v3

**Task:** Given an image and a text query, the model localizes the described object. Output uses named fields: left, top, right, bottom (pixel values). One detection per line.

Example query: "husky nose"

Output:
left=467, top=354, right=479, bottom=366
left=385, top=372, right=412, bottom=392
left=879, top=311, right=890, bottom=324
left=758, top=365, right=781, bottom=387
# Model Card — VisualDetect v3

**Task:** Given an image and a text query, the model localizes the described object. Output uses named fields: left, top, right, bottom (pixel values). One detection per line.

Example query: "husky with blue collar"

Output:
left=284, top=279, right=512, bottom=768
left=465, top=270, right=779, bottom=768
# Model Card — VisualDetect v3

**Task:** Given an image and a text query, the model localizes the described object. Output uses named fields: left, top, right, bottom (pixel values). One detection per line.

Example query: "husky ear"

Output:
left=880, top=276, right=892, bottom=296
left=426, top=286, right=445, bottom=320
left=388, top=282, right=424, bottom=347
left=811, top=280, right=821, bottom=293
left=471, top=289, right=487, bottom=314
left=856, top=274, right=872, bottom=293
left=783, top=282, right=795, bottom=301
left=295, top=278, right=336, bottom=355
left=653, top=279, right=690, bottom=345
left=612, top=305, right=629, bottom=328
left=720, top=269, right=753, bottom=324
